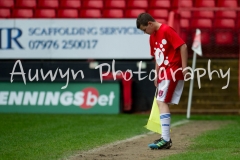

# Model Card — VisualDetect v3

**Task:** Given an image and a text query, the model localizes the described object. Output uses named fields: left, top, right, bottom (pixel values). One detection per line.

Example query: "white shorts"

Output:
left=157, top=80, right=184, bottom=105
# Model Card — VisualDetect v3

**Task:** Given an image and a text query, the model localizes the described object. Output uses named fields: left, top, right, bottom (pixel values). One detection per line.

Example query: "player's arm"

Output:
left=154, top=62, right=160, bottom=87
left=165, top=26, right=188, bottom=75
left=180, top=44, right=188, bottom=76
left=149, top=37, right=159, bottom=87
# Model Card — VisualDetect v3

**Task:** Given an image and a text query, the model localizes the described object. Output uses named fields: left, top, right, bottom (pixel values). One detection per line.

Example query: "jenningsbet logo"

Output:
left=0, top=87, right=115, bottom=109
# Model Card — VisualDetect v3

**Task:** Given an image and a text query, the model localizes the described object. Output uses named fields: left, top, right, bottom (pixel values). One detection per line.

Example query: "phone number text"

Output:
left=28, top=40, right=98, bottom=50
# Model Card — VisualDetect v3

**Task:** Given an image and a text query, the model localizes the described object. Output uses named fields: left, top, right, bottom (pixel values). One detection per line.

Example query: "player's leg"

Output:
left=149, top=100, right=172, bottom=149
left=157, top=80, right=177, bottom=143
left=158, top=101, right=171, bottom=142
left=148, top=80, right=183, bottom=150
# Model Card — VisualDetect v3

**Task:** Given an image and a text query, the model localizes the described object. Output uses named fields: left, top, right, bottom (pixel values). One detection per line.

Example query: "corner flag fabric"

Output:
left=191, top=29, right=202, bottom=56
left=145, top=96, right=161, bottom=134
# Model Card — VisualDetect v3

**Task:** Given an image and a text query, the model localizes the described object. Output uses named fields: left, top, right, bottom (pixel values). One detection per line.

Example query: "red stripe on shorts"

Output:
left=164, top=80, right=178, bottom=103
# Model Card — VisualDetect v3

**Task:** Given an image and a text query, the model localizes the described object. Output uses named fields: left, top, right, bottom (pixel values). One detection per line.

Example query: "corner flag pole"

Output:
left=187, top=52, right=196, bottom=119
left=187, top=29, right=202, bottom=119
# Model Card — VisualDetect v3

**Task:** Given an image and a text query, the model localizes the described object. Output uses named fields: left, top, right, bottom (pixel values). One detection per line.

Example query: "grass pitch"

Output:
left=0, top=113, right=185, bottom=160
left=1, top=114, right=239, bottom=160
left=162, top=115, right=240, bottom=160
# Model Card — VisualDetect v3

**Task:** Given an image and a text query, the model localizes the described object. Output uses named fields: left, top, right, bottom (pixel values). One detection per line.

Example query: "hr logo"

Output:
left=0, top=28, right=24, bottom=49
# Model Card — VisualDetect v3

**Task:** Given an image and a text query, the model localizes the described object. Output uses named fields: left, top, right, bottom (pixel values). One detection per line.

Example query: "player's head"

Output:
left=136, top=13, right=156, bottom=35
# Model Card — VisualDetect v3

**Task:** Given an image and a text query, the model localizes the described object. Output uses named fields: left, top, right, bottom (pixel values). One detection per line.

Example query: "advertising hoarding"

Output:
left=0, top=19, right=150, bottom=59
left=0, top=81, right=120, bottom=114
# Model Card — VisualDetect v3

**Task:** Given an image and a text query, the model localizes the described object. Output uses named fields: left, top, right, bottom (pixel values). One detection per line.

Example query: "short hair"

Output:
left=136, top=13, right=155, bottom=29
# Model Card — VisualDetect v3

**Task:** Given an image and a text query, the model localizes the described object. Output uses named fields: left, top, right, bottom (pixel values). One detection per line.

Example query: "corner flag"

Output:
left=187, top=29, right=203, bottom=119
left=145, top=91, right=161, bottom=134
left=192, top=29, right=202, bottom=56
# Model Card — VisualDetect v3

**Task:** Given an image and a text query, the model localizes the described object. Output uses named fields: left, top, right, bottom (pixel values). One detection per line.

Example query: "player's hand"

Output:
left=183, top=69, right=191, bottom=79
left=154, top=78, right=158, bottom=88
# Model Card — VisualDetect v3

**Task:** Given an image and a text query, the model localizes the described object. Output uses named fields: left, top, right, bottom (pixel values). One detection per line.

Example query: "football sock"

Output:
left=160, top=113, right=171, bottom=142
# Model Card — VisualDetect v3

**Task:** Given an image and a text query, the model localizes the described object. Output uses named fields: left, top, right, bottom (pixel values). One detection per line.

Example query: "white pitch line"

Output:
left=67, top=119, right=190, bottom=160
left=171, top=119, right=190, bottom=127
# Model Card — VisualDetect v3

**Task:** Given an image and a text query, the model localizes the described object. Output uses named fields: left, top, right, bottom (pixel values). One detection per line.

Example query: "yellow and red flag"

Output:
left=144, top=95, right=161, bottom=134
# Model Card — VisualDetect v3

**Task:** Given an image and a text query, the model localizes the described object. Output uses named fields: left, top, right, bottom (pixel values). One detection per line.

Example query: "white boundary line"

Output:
left=67, top=119, right=190, bottom=160
left=171, top=119, right=190, bottom=127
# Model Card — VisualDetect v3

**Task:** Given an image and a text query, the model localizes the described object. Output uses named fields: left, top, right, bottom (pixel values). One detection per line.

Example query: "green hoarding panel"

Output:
left=0, top=82, right=120, bottom=114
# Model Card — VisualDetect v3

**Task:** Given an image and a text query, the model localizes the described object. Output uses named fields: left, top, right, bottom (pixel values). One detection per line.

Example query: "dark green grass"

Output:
left=162, top=115, right=240, bottom=160
left=0, top=113, right=185, bottom=160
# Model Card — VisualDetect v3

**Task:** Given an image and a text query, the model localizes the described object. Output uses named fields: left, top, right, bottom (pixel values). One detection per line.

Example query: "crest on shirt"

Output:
left=158, top=90, right=164, bottom=97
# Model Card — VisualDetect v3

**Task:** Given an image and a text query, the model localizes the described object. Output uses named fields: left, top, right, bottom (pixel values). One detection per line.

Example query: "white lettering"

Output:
left=59, top=69, right=70, bottom=89
left=148, top=69, right=157, bottom=81
left=208, top=59, right=220, bottom=80
left=38, top=92, right=45, bottom=105
left=40, top=68, right=58, bottom=81
left=158, top=67, right=168, bottom=90
left=0, top=91, right=9, bottom=105
left=170, top=68, right=182, bottom=82
left=8, top=91, right=23, bottom=105
left=73, top=92, right=84, bottom=106
left=108, top=91, right=115, bottom=106
left=112, top=60, right=133, bottom=81
left=133, top=61, right=148, bottom=81
left=45, top=92, right=60, bottom=105
left=60, top=92, right=73, bottom=106
left=86, top=91, right=97, bottom=106
left=28, top=69, right=39, bottom=81
left=95, top=62, right=111, bottom=83
left=98, top=95, right=108, bottom=106
left=220, top=68, right=230, bottom=89
left=71, top=69, right=84, bottom=80
left=23, top=92, right=38, bottom=105
left=10, top=60, right=26, bottom=85
left=183, top=67, right=194, bottom=81
left=194, top=68, right=206, bottom=89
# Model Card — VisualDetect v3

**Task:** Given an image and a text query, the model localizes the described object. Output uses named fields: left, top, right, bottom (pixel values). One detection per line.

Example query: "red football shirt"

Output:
left=150, top=24, right=185, bottom=82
